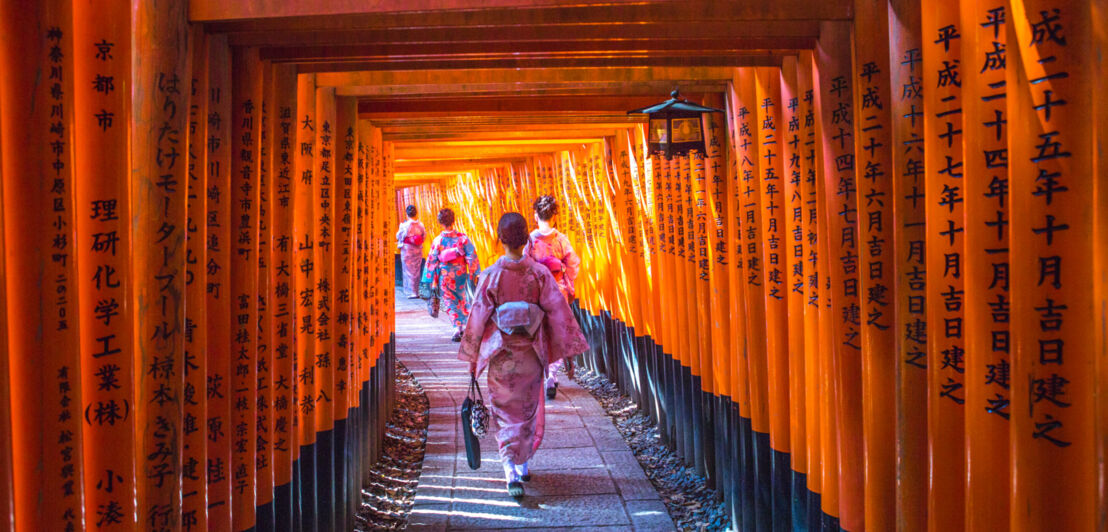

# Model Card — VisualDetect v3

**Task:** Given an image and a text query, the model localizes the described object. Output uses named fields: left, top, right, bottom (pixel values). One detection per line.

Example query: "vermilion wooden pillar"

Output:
left=256, top=56, right=275, bottom=530
left=736, top=66, right=772, bottom=530
left=182, top=25, right=209, bottom=532
left=333, top=95, right=358, bottom=531
left=778, top=57, right=808, bottom=525
left=205, top=33, right=234, bottom=531
left=1, top=2, right=83, bottom=530
left=702, top=95, right=731, bottom=498
left=230, top=46, right=260, bottom=531
left=851, top=0, right=896, bottom=528
left=132, top=0, right=190, bottom=527
left=0, top=96, right=10, bottom=530
left=754, top=66, right=792, bottom=530
left=795, top=50, right=824, bottom=526
left=272, top=61, right=299, bottom=532
left=1008, top=1, right=1097, bottom=529
left=809, top=44, right=841, bottom=528
left=815, top=19, right=864, bottom=532
left=293, top=73, right=318, bottom=532
left=921, top=1, right=966, bottom=529
left=75, top=0, right=135, bottom=529
left=887, top=0, right=928, bottom=528
left=960, top=0, right=1010, bottom=529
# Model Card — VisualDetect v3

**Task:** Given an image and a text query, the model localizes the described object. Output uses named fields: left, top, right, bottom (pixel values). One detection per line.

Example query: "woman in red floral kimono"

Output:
left=525, top=195, right=581, bottom=399
left=423, top=208, right=480, bottom=341
left=459, top=212, right=589, bottom=497
left=395, top=204, right=427, bottom=299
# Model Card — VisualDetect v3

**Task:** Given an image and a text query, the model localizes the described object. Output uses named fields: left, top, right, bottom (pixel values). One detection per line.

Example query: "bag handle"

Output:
left=468, top=373, right=483, bottom=402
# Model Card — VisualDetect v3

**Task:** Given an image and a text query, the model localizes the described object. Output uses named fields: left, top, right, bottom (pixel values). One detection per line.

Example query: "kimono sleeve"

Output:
left=423, top=235, right=442, bottom=285
left=463, top=239, right=481, bottom=276
left=537, top=268, right=589, bottom=360
left=458, top=269, right=496, bottom=363
left=558, top=234, right=581, bottom=295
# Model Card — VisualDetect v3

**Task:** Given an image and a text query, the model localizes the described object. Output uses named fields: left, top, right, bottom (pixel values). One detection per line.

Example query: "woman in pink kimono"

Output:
left=423, top=207, right=480, bottom=341
left=525, top=195, right=581, bottom=399
left=459, top=212, right=589, bottom=497
left=395, top=204, right=427, bottom=299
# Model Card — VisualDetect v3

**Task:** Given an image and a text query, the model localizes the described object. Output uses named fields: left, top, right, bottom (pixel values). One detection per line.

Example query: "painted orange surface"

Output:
left=205, top=32, right=235, bottom=531
left=851, top=0, right=897, bottom=528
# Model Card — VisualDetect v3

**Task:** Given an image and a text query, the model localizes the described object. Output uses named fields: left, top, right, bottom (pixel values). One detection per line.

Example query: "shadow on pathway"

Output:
left=394, top=296, right=676, bottom=531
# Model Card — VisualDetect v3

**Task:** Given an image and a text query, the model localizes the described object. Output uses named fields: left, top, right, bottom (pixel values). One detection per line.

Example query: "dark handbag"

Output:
left=461, top=374, right=489, bottom=470
left=427, top=286, right=440, bottom=318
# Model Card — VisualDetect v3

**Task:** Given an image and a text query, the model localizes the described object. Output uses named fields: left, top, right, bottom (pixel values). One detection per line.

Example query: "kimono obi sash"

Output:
left=403, top=232, right=424, bottom=246
left=438, top=234, right=469, bottom=264
left=537, top=255, right=565, bottom=273
left=493, top=301, right=544, bottom=338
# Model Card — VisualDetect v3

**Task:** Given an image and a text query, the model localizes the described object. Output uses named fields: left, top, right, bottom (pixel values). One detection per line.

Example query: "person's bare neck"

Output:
left=505, top=246, right=525, bottom=260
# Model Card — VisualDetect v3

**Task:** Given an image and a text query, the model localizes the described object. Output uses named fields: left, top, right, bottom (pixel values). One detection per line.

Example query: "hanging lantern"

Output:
left=628, top=89, right=725, bottom=158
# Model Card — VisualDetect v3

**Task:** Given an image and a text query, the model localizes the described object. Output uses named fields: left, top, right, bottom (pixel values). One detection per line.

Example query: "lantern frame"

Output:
left=628, top=89, right=725, bottom=158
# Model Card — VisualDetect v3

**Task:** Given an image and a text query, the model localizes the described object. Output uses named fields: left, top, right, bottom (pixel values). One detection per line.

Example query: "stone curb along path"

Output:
left=394, top=296, right=677, bottom=531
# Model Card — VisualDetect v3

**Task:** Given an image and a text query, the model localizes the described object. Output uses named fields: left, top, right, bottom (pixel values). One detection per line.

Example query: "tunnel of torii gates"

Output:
left=0, top=0, right=1106, bottom=531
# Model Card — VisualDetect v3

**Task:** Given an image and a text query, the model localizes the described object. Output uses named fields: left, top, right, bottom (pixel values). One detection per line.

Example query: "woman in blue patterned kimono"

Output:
left=423, top=207, right=480, bottom=341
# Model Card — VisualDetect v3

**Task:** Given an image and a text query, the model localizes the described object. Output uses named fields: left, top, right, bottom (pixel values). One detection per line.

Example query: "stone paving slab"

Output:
left=396, top=296, right=675, bottom=531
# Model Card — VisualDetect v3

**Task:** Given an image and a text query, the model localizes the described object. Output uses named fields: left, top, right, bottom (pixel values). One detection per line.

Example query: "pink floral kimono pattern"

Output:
left=525, top=229, right=581, bottom=387
left=395, top=219, right=426, bottom=296
left=423, top=230, right=480, bottom=328
left=458, top=255, right=590, bottom=465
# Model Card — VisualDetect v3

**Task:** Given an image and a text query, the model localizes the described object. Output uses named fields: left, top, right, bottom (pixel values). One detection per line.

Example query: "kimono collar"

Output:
left=497, top=255, right=536, bottom=271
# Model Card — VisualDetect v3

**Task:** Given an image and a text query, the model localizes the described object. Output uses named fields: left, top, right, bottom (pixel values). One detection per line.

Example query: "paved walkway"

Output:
left=395, top=296, right=675, bottom=531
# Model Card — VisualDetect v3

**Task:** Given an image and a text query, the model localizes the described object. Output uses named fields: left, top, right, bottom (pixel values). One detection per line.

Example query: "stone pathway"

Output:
left=395, top=296, right=675, bottom=531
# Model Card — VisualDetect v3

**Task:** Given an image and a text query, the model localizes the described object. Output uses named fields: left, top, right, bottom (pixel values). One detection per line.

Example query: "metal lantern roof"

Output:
left=626, top=89, right=726, bottom=116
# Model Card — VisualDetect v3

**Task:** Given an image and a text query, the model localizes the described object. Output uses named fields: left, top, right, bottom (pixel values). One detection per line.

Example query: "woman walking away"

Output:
left=526, top=195, right=581, bottom=399
left=424, top=207, right=480, bottom=341
left=459, top=212, right=589, bottom=498
left=396, top=204, right=427, bottom=299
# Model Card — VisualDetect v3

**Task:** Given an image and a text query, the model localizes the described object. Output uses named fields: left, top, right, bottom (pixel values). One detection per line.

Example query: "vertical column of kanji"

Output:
left=851, top=0, right=896, bottom=528
left=74, top=0, right=132, bottom=528
left=809, top=39, right=840, bottom=529
left=921, top=2, right=967, bottom=528
left=229, top=46, right=260, bottom=531
left=699, top=96, right=727, bottom=493
left=132, top=0, right=190, bottom=527
left=681, top=149, right=701, bottom=382
left=779, top=58, right=808, bottom=523
left=293, top=73, right=318, bottom=532
left=959, top=2, right=1011, bottom=528
left=269, top=63, right=296, bottom=529
left=650, top=153, right=673, bottom=409
left=353, top=125, right=367, bottom=487
left=795, top=52, right=823, bottom=525
left=735, top=67, right=772, bottom=531
left=255, top=57, right=275, bottom=529
left=311, top=87, right=337, bottom=532
left=1008, top=3, right=1096, bottom=529
left=815, top=20, right=863, bottom=531
left=631, top=127, right=659, bottom=345
left=673, top=151, right=696, bottom=466
left=0, top=0, right=82, bottom=526
left=182, top=27, right=208, bottom=532
left=205, top=34, right=233, bottom=531
left=693, top=136, right=716, bottom=481
left=887, top=1, right=927, bottom=527
left=754, top=67, right=792, bottom=530
left=724, top=81, right=754, bottom=531
left=333, top=96, right=357, bottom=531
